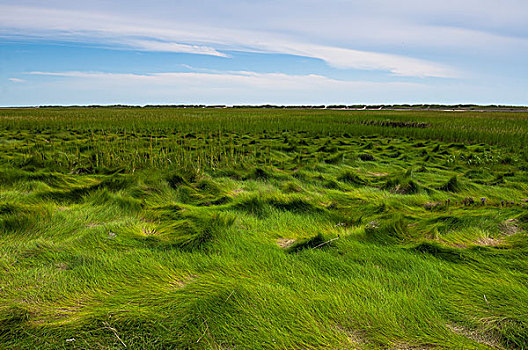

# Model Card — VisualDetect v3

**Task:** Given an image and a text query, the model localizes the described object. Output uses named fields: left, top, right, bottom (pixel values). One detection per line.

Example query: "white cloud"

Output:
left=8, top=78, right=25, bottom=83
left=0, top=4, right=458, bottom=78
left=261, top=43, right=457, bottom=78
left=125, top=40, right=228, bottom=57
left=6, top=69, right=527, bottom=106
left=28, top=70, right=422, bottom=89
left=20, top=70, right=425, bottom=105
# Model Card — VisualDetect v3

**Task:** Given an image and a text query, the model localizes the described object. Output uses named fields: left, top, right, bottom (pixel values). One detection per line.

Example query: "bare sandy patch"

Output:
left=500, top=219, right=521, bottom=236
left=474, top=237, right=503, bottom=247
left=333, top=324, right=368, bottom=348
left=276, top=238, right=296, bottom=248
left=368, top=172, right=389, bottom=177
left=447, top=323, right=503, bottom=349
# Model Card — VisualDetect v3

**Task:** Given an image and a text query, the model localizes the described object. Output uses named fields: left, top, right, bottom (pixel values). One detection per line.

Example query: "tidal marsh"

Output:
left=0, top=108, right=527, bottom=349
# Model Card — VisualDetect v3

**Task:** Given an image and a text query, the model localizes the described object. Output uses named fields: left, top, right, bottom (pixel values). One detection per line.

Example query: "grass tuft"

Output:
left=338, top=170, right=367, bottom=185
left=286, top=233, right=329, bottom=253
left=438, top=175, right=461, bottom=192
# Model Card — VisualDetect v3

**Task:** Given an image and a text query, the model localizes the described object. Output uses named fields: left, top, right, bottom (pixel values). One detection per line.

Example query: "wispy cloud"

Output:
left=2, top=1, right=527, bottom=106
left=125, top=40, right=228, bottom=57
left=8, top=78, right=25, bottom=83
left=263, top=43, right=457, bottom=78
left=7, top=69, right=526, bottom=106
left=28, top=70, right=423, bottom=89
left=18, top=70, right=427, bottom=105
left=0, top=4, right=458, bottom=78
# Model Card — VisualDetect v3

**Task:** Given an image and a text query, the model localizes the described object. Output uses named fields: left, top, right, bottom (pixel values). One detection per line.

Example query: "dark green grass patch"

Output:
left=285, top=233, right=334, bottom=253
left=337, top=170, right=368, bottom=185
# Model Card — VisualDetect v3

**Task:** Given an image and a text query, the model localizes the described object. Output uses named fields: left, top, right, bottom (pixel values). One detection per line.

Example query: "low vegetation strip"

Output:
left=0, top=108, right=527, bottom=349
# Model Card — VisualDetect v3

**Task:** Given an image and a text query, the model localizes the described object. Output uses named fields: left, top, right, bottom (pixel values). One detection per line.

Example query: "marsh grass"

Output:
left=0, top=108, right=527, bottom=349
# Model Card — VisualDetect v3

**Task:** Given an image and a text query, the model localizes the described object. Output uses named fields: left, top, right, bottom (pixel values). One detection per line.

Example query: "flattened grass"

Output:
left=0, top=108, right=527, bottom=349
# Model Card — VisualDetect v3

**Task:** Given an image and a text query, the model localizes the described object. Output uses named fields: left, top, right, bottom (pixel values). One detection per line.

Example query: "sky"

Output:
left=1, top=0, right=528, bottom=106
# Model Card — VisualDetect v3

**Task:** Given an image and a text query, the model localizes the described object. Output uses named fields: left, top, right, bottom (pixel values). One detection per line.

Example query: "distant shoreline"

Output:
left=1, top=104, right=528, bottom=112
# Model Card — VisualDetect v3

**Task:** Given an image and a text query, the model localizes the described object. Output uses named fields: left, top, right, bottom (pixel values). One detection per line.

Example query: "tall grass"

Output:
left=0, top=108, right=527, bottom=349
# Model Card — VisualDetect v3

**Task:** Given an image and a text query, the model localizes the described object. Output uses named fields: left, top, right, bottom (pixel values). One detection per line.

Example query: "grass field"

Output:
left=0, top=108, right=527, bottom=349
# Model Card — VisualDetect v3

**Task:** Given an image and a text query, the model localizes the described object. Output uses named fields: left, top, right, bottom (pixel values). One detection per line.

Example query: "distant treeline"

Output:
left=18, top=104, right=528, bottom=111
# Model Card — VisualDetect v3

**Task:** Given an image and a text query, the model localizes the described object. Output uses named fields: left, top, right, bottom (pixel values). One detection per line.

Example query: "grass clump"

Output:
left=438, top=175, right=462, bottom=192
left=411, top=241, right=467, bottom=263
left=164, top=212, right=236, bottom=251
left=358, top=153, right=376, bottom=161
left=285, top=233, right=330, bottom=253
left=383, top=176, right=420, bottom=194
left=364, top=216, right=410, bottom=244
left=232, top=195, right=269, bottom=218
left=280, top=181, right=303, bottom=193
left=247, top=167, right=272, bottom=180
left=268, top=196, right=322, bottom=214
left=324, top=152, right=345, bottom=164
left=337, top=170, right=367, bottom=185
left=166, top=168, right=199, bottom=188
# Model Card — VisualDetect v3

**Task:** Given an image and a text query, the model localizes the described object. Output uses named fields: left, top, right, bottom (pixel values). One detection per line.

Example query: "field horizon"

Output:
left=2, top=104, right=528, bottom=112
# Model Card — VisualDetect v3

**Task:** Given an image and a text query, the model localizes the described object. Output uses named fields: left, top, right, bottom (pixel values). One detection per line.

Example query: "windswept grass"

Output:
left=0, top=108, right=527, bottom=349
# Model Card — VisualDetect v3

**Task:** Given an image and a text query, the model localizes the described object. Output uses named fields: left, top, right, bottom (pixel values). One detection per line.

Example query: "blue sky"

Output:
left=1, top=0, right=527, bottom=106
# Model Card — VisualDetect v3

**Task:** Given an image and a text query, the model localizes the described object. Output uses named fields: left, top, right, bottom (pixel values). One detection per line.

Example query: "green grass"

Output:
left=0, top=108, right=527, bottom=349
